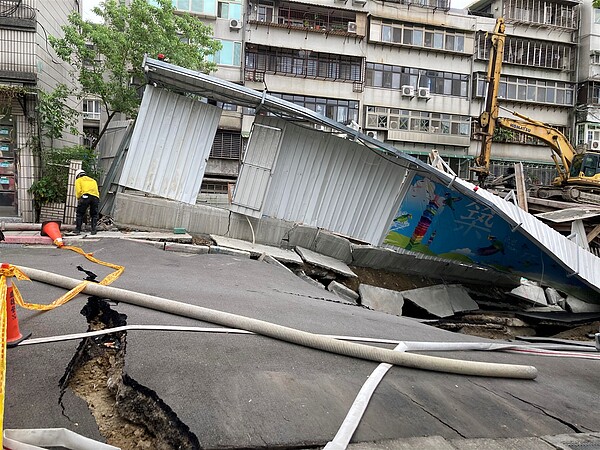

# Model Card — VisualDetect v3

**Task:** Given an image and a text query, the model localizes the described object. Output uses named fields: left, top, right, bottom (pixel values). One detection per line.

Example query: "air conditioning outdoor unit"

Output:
left=230, top=19, right=242, bottom=29
left=366, top=130, right=380, bottom=140
left=347, top=22, right=357, bottom=33
left=352, top=0, right=367, bottom=6
left=315, top=124, right=326, bottom=131
left=418, top=87, right=431, bottom=98
left=401, top=85, right=415, bottom=97
left=590, top=140, right=600, bottom=150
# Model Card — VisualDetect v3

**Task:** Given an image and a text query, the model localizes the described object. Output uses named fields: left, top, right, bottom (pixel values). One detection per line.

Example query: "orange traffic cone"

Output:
left=41, top=220, right=64, bottom=248
left=2, top=263, right=31, bottom=347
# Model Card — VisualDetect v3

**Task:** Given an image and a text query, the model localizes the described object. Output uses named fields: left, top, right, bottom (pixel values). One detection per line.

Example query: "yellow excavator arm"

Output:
left=496, top=113, right=574, bottom=184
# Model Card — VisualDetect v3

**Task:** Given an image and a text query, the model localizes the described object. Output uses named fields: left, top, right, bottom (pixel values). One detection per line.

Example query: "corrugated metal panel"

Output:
left=97, top=120, right=133, bottom=187
left=119, top=85, right=221, bottom=204
left=231, top=122, right=282, bottom=215
left=232, top=116, right=411, bottom=244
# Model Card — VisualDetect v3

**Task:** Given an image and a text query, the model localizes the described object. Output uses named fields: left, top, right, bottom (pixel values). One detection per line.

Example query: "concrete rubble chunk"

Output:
left=313, top=230, right=353, bottom=263
left=284, top=225, right=318, bottom=250
left=296, top=271, right=325, bottom=289
left=211, top=235, right=302, bottom=264
left=359, top=284, right=404, bottom=316
left=327, top=281, right=359, bottom=303
left=295, top=246, right=357, bottom=278
left=400, top=284, right=478, bottom=318
left=164, top=243, right=209, bottom=254
left=509, top=283, right=548, bottom=306
left=565, top=295, right=600, bottom=313
left=208, top=246, right=251, bottom=258
left=544, top=287, right=563, bottom=306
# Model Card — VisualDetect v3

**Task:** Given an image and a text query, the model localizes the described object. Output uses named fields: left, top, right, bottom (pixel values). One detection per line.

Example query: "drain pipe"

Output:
left=16, top=265, right=538, bottom=380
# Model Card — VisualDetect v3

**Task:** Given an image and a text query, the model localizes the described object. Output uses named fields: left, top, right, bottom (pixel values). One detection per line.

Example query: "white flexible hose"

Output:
left=15, top=265, right=538, bottom=379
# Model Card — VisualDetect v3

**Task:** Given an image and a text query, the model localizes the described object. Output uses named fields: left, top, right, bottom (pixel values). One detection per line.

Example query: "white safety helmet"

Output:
left=75, top=169, right=86, bottom=178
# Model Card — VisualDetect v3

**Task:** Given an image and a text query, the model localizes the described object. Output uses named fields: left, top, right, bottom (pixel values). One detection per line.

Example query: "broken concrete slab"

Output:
left=359, top=284, right=404, bottom=316
left=295, top=246, right=357, bottom=278
left=284, top=225, right=318, bottom=250
left=565, top=295, right=600, bottom=313
left=400, top=284, right=478, bottom=318
left=327, top=281, right=359, bottom=303
left=296, top=271, right=325, bottom=289
left=509, top=283, right=547, bottom=306
left=164, top=243, right=209, bottom=254
left=208, top=246, right=251, bottom=258
left=211, top=235, right=302, bottom=264
left=544, top=287, right=563, bottom=306
left=119, top=230, right=193, bottom=243
left=313, top=230, right=353, bottom=264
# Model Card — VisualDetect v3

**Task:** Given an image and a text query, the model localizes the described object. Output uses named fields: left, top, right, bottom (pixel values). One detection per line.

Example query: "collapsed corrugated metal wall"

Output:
left=119, top=85, right=221, bottom=204
left=232, top=116, right=413, bottom=244
left=136, top=57, right=600, bottom=302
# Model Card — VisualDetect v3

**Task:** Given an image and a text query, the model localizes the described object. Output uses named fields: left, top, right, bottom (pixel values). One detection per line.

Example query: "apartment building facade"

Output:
left=0, top=0, right=81, bottom=220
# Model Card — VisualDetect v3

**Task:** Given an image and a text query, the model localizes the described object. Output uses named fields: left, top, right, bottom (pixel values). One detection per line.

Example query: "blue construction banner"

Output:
left=383, top=175, right=588, bottom=295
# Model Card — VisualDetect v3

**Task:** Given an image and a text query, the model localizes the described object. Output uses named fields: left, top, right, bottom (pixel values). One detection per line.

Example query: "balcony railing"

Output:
left=0, top=0, right=36, bottom=29
left=248, top=6, right=360, bottom=36
left=0, top=31, right=36, bottom=83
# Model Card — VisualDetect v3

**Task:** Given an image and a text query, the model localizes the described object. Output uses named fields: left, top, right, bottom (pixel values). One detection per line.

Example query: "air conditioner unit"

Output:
left=366, top=130, right=381, bottom=140
left=229, top=18, right=242, bottom=29
left=417, top=87, right=431, bottom=99
left=347, top=22, right=357, bottom=33
left=401, top=85, right=415, bottom=97
left=315, top=124, right=326, bottom=131
left=590, top=140, right=600, bottom=150
left=352, top=0, right=367, bottom=5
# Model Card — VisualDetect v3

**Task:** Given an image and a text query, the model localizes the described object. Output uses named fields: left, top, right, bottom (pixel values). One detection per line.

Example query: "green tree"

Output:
left=49, top=0, right=220, bottom=148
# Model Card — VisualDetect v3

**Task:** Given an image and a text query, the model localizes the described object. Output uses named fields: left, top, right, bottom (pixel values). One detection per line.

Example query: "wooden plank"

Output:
left=587, top=223, right=600, bottom=243
left=514, top=162, right=528, bottom=212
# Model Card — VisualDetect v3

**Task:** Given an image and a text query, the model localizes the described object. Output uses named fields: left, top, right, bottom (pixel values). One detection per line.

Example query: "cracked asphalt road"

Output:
left=3, top=238, right=599, bottom=448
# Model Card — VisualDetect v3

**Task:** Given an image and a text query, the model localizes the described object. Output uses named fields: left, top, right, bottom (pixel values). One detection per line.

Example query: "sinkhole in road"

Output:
left=59, top=297, right=200, bottom=450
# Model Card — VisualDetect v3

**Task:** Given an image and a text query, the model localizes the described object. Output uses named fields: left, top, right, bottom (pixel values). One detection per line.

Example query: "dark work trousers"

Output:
left=76, top=195, right=99, bottom=232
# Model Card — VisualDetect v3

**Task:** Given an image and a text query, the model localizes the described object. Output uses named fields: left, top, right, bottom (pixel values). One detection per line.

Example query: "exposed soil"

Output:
left=60, top=298, right=199, bottom=450
left=347, top=266, right=440, bottom=293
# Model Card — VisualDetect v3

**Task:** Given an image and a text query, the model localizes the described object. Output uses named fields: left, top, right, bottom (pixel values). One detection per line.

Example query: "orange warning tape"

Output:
left=0, top=247, right=124, bottom=447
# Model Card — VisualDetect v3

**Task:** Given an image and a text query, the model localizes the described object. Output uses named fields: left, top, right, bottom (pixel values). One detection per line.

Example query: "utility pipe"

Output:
left=16, top=265, right=538, bottom=380
left=1, top=223, right=76, bottom=231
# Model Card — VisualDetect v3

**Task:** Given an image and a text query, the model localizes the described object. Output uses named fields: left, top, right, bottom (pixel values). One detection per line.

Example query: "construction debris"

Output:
left=358, top=284, right=405, bottom=316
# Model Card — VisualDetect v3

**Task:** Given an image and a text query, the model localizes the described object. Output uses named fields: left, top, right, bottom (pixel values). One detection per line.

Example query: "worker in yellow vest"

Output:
left=74, top=169, right=100, bottom=235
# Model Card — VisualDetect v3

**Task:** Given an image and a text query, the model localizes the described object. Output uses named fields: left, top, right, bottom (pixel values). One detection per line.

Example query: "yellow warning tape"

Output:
left=0, top=246, right=124, bottom=447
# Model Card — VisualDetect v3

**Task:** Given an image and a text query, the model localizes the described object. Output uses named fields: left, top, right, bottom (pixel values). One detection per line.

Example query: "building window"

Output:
left=365, top=63, right=468, bottom=97
left=175, top=0, right=217, bottom=16
left=217, top=0, right=242, bottom=20
left=476, top=32, right=573, bottom=71
left=595, top=8, right=600, bottom=24
left=370, top=19, right=466, bottom=53
left=474, top=73, right=574, bottom=106
left=505, top=0, right=576, bottom=29
left=211, top=130, right=242, bottom=159
left=589, top=82, right=600, bottom=105
left=365, top=106, right=470, bottom=136
left=272, top=93, right=359, bottom=125
left=256, top=1, right=274, bottom=22
left=82, top=99, right=101, bottom=120
left=210, top=40, right=242, bottom=66
left=245, top=46, right=363, bottom=82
